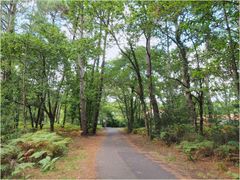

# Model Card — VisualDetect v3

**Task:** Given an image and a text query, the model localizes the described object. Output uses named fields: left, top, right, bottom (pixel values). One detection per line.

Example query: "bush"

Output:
left=214, top=141, right=239, bottom=162
left=160, top=124, right=195, bottom=145
left=178, top=140, right=215, bottom=161
left=132, top=128, right=147, bottom=136
left=204, top=124, right=239, bottom=145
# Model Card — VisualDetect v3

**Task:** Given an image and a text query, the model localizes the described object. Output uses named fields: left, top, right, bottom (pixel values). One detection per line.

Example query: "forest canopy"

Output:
left=1, top=0, right=239, bottom=179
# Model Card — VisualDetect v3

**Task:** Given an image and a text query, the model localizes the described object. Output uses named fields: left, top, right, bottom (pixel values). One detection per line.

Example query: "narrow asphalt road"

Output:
left=96, top=128, right=177, bottom=179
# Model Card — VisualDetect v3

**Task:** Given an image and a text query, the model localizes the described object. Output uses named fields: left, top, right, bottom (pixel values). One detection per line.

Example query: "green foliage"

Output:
left=214, top=141, right=239, bottom=161
left=178, top=140, right=215, bottom=161
left=132, top=128, right=147, bottom=136
left=30, top=150, right=48, bottom=160
left=39, top=156, right=59, bottom=172
left=216, top=162, right=228, bottom=172
left=10, top=131, right=71, bottom=157
left=11, top=163, right=35, bottom=177
left=160, top=124, right=196, bottom=145
left=1, top=144, right=21, bottom=164
left=226, top=171, right=240, bottom=179
left=1, top=131, right=71, bottom=178
left=204, top=124, right=239, bottom=144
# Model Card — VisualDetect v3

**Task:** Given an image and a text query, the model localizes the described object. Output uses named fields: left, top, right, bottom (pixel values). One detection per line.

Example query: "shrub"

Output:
left=214, top=141, right=239, bottom=162
left=1, top=144, right=21, bottom=164
left=132, top=128, right=147, bottom=136
left=178, top=140, right=215, bottom=161
left=160, top=124, right=194, bottom=145
left=205, top=125, right=239, bottom=145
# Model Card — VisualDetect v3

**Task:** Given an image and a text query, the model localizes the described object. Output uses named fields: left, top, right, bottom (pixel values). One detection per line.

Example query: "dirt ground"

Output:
left=125, top=133, right=239, bottom=179
left=27, top=130, right=105, bottom=179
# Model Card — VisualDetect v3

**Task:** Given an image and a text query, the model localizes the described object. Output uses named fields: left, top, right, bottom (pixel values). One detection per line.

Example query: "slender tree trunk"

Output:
left=205, top=76, right=213, bottom=120
left=39, top=108, right=44, bottom=129
left=15, top=107, right=19, bottom=129
left=7, top=0, right=16, bottom=33
left=22, top=59, right=27, bottom=129
left=204, top=26, right=214, bottom=121
left=50, top=115, right=54, bottom=132
left=35, top=106, right=40, bottom=129
left=175, top=24, right=197, bottom=131
left=3, top=1, right=16, bottom=81
left=56, top=103, right=61, bottom=124
left=128, top=88, right=135, bottom=133
left=145, top=35, right=161, bottom=136
left=199, top=92, right=204, bottom=135
left=62, top=103, right=67, bottom=128
left=78, top=2, right=87, bottom=136
left=223, top=3, right=239, bottom=101
left=79, top=54, right=87, bottom=135
left=28, top=106, right=34, bottom=128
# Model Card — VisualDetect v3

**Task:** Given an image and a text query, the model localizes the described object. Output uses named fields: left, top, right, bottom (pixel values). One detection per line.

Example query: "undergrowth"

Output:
left=1, top=131, right=71, bottom=178
left=132, top=123, right=239, bottom=163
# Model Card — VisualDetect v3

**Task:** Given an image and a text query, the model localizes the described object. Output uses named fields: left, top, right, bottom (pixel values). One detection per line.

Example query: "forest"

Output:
left=1, top=0, right=239, bottom=179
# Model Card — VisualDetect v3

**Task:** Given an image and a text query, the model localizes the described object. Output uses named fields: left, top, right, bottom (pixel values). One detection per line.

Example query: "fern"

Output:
left=11, top=163, right=35, bottom=176
left=30, top=150, right=48, bottom=159
left=2, top=131, right=71, bottom=178
left=39, top=156, right=59, bottom=172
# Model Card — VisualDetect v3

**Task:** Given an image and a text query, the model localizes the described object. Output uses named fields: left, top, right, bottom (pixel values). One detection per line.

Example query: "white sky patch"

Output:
left=105, top=35, right=159, bottom=61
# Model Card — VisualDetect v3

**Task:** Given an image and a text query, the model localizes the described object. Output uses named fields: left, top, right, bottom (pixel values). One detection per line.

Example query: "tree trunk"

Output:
left=28, top=106, right=34, bottom=128
left=223, top=3, right=239, bottom=101
left=175, top=23, right=197, bottom=131
left=92, top=30, right=108, bottom=135
left=78, top=2, right=87, bottom=136
left=2, top=1, right=16, bottom=81
left=79, top=54, right=87, bottom=135
left=205, top=76, right=213, bottom=121
left=199, top=92, right=204, bottom=135
left=15, top=107, right=19, bottom=129
left=50, top=115, right=54, bottom=132
left=145, top=35, right=161, bottom=135
left=128, top=88, right=135, bottom=133
left=22, top=59, right=27, bottom=129
left=7, top=0, right=17, bottom=33
left=110, top=32, right=150, bottom=137
left=55, top=103, right=61, bottom=124
left=39, top=109, right=44, bottom=129
left=62, top=103, right=67, bottom=128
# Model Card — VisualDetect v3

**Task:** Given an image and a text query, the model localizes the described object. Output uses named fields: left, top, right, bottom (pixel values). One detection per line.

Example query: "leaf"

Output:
left=11, top=163, right=35, bottom=176
left=39, top=156, right=59, bottom=172
left=30, top=150, right=47, bottom=159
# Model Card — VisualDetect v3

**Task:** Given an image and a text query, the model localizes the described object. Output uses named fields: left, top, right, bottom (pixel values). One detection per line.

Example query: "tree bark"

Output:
left=145, top=35, right=161, bottom=135
left=22, top=59, right=27, bottom=129
left=175, top=23, right=197, bottom=131
left=79, top=55, right=87, bottom=135
left=223, top=2, right=239, bottom=103
left=62, top=103, right=67, bottom=128
left=28, top=106, right=34, bottom=128
left=92, top=30, right=108, bottom=135
left=78, top=2, right=88, bottom=136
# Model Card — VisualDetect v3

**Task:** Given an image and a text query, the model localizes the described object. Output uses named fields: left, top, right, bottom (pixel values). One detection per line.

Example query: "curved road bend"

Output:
left=96, top=128, right=177, bottom=179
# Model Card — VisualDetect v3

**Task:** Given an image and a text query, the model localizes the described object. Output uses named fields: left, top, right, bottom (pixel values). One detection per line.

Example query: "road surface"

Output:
left=96, top=128, right=177, bottom=179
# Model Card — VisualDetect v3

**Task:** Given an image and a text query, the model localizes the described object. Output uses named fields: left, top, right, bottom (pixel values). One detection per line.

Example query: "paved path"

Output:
left=96, top=128, right=177, bottom=179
